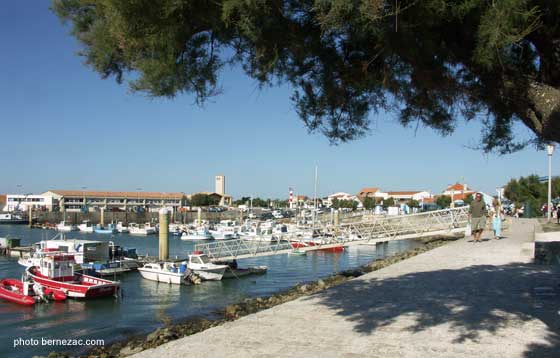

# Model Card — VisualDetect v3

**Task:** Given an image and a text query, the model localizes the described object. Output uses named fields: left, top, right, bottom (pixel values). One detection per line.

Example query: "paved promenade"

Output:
left=133, top=219, right=560, bottom=358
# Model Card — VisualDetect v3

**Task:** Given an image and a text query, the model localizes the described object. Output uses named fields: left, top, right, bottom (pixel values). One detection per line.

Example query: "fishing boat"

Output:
left=187, top=252, right=227, bottom=281
left=137, top=262, right=190, bottom=284
left=0, top=213, right=27, bottom=225
left=181, top=228, right=213, bottom=241
left=209, top=220, right=239, bottom=240
left=25, top=254, right=120, bottom=298
left=116, top=222, right=129, bottom=233
left=78, top=220, right=94, bottom=233
left=94, top=223, right=117, bottom=234
left=56, top=221, right=78, bottom=232
left=128, top=223, right=157, bottom=235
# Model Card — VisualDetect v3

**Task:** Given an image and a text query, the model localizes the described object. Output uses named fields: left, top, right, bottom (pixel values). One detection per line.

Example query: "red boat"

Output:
left=0, top=279, right=36, bottom=306
left=25, top=254, right=120, bottom=299
left=290, top=240, right=346, bottom=253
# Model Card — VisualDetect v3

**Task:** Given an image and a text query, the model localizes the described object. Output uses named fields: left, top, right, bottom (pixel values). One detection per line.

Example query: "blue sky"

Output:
left=0, top=2, right=555, bottom=199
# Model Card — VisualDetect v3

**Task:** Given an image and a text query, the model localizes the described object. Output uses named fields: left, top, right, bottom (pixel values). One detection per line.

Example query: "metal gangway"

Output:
left=195, top=207, right=470, bottom=261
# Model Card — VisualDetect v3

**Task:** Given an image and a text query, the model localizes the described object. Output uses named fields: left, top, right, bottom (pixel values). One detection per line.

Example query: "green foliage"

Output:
left=362, top=196, right=375, bottom=210
left=383, top=197, right=395, bottom=207
left=407, top=199, right=420, bottom=208
left=233, top=196, right=251, bottom=206
left=189, top=193, right=220, bottom=206
left=463, top=195, right=474, bottom=206
left=436, top=196, right=452, bottom=208
left=251, top=197, right=270, bottom=208
left=504, top=175, right=560, bottom=210
left=52, top=0, right=560, bottom=152
left=331, top=198, right=357, bottom=210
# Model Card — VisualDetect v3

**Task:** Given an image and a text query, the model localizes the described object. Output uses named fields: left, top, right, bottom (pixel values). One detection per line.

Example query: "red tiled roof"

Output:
left=48, top=190, right=185, bottom=200
left=446, top=183, right=467, bottom=191
left=358, top=187, right=379, bottom=194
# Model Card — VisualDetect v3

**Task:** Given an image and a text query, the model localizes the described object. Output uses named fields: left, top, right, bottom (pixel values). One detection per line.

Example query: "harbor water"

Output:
left=0, top=225, right=423, bottom=357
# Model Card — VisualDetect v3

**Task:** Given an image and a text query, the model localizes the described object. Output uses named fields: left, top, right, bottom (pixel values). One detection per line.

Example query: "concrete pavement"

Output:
left=133, top=218, right=560, bottom=358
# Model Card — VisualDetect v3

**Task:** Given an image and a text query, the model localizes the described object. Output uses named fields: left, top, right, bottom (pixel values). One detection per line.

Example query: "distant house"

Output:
left=326, top=192, right=362, bottom=208
left=442, top=183, right=475, bottom=203
left=357, top=187, right=388, bottom=201
left=387, top=191, right=431, bottom=202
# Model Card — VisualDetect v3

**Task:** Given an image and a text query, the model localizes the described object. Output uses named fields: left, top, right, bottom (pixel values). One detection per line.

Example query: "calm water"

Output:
left=0, top=225, right=422, bottom=357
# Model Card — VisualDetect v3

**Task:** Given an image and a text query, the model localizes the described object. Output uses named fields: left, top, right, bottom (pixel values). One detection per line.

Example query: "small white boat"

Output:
left=187, top=252, right=227, bottom=281
left=181, top=228, right=213, bottom=241
left=129, top=223, right=157, bottom=235
left=56, top=221, right=78, bottom=232
left=116, top=222, right=129, bottom=233
left=137, top=262, right=189, bottom=284
left=78, top=221, right=94, bottom=233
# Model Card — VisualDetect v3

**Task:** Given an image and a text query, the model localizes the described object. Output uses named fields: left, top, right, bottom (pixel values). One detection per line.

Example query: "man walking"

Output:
left=469, top=193, right=487, bottom=243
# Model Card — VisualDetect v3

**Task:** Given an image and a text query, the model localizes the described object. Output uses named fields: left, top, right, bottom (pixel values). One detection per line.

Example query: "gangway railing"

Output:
left=196, top=207, right=470, bottom=260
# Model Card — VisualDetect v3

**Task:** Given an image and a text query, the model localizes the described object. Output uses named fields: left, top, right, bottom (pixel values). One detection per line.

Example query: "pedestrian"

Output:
left=492, top=198, right=502, bottom=240
left=469, top=193, right=487, bottom=243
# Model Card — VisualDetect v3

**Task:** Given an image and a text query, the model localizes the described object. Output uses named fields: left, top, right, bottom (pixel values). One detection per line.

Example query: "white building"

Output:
left=387, top=191, right=431, bottom=202
left=326, top=192, right=363, bottom=208
left=3, top=194, right=56, bottom=212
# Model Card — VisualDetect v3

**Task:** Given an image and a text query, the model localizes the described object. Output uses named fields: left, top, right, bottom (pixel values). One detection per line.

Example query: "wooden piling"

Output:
left=159, top=208, right=169, bottom=260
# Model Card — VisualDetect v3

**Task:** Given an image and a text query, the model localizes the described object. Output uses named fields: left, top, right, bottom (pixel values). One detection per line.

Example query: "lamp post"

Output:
left=547, top=144, right=555, bottom=222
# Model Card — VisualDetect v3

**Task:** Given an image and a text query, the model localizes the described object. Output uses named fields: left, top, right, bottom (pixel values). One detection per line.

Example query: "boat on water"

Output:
left=25, top=236, right=110, bottom=264
left=77, top=220, right=94, bottom=233
left=215, top=260, right=268, bottom=279
left=94, top=223, right=117, bottom=234
left=0, top=278, right=66, bottom=306
left=187, top=252, right=227, bottom=281
left=209, top=220, right=239, bottom=240
left=128, top=223, right=157, bottom=235
left=56, top=221, right=78, bottom=232
left=25, top=254, right=120, bottom=298
left=0, top=213, right=27, bottom=225
left=116, top=221, right=129, bottom=233
left=138, top=262, right=191, bottom=284
left=181, top=228, right=213, bottom=241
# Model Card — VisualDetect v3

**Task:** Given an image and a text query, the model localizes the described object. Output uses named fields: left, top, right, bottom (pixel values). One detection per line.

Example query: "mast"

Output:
left=313, top=165, right=318, bottom=229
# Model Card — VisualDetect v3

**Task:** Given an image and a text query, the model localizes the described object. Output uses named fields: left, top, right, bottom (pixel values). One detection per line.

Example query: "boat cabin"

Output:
left=38, top=254, right=76, bottom=281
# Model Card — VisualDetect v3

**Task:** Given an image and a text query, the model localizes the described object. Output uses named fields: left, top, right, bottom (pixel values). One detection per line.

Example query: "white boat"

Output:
left=187, top=252, right=227, bottom=280
left=78, top=221, right=94, bottom=233
left=210, top=220, right=239, bottom=240
left=137, top=262, right=189, bottom=284
left=129, top=223, right=157, bottom=235
left=56, top=221, right=78, bottom=232
left=181, top=228, right=213, bottom=241
left=116, top=221, right=129, bottom=233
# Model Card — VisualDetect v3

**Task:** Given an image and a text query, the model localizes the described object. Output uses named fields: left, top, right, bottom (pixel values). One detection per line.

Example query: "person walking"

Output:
left=491, top=198, right=502, bottom=240
left=469, top=193, right=487, bottom=243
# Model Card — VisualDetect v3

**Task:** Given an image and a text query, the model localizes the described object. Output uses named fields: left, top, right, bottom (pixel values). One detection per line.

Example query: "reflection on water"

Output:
left=0, top=224, right=423, bottom=357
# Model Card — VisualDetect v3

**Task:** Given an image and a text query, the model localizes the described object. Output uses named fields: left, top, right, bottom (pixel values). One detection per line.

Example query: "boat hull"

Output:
left=26, top=267, right=119, bottom=298
left=192, top=267, right=225, bottom=281
left=0, top=279, right=36, bottom=306
left=137, top=268, right=185, bottom=284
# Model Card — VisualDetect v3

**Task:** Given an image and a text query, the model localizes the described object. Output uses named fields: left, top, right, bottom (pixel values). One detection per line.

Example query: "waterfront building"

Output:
left=0, top=194, right=5, bottom=211
left=326, top=192, right=362, bottom=208
left=386, top=191, right=432, bottom=202
left=3, top=194, right=56, bottom=212
left=441, top=183, right=475, bottom=204
left=42, top=190, right=187, bottom=213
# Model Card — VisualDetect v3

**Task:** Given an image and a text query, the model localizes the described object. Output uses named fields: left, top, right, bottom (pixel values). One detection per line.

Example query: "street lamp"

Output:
left=547, top=144, right=555, bottom=222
